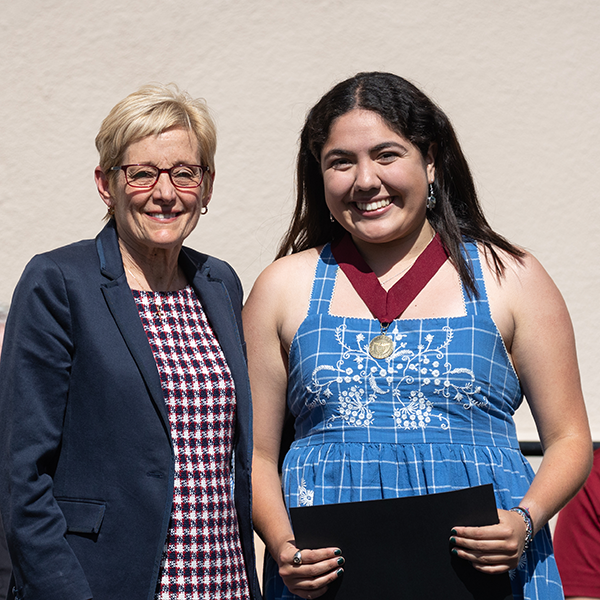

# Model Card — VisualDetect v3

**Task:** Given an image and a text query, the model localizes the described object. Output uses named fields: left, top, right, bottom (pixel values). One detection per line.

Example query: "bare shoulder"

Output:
left=480, top=244, right=570, bottom=353
left=481, top=245, right=564, bottom=306
left=245, top=248, right=320, bottom=309
left=244, top=247, right=322, bottom=349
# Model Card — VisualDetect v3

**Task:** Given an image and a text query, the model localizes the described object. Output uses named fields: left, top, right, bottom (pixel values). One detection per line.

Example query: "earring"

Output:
left=426, top=183, right=436, bottom=210
left=107, top=205, right=115, bottom=217
left=329, top=212, right=335, bottom=223
left=201, top=206, right=208, bottom=215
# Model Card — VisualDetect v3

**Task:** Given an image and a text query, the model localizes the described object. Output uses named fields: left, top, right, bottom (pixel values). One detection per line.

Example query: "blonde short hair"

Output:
left=95, top=83, right=217, bottom=188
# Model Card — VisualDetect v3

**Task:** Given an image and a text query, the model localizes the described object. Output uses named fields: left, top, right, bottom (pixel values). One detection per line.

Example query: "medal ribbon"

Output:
left=331, top=232, right=449, bottom=324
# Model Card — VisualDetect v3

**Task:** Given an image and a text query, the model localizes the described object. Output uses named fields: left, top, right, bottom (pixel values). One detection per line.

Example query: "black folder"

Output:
left=290, top=484, right=513, bottom=599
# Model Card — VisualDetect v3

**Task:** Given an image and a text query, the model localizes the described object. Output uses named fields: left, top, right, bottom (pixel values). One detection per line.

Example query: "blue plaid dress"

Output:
left=263, top=242, right=563, bottom=600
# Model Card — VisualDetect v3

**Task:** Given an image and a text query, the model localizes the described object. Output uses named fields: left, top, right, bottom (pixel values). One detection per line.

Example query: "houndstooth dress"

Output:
left=133, top=286, right=250, bottom=600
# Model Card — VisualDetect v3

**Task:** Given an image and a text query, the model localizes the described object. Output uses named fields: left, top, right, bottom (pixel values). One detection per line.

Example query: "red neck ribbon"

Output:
left=331, top=233, right=449, bottom=324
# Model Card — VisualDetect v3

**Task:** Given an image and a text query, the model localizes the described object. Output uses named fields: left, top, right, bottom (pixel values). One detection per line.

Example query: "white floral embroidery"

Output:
left=393, top=391, right=433, bottom=429
left=305, top=322, right=488, bottom=431
left=304, top=325, right=376, bottom=428
left=305, top=365, right=336, bottom=409
left=298, top=479, right=314, bottom=506
left=391, top=326, right=489, bottom=419
left=338, top=386, right=373, bottom=427
left=433, top=367, right=486, bottom=409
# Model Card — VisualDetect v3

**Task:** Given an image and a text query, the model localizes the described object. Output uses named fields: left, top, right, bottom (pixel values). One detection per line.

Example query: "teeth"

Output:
left=149, top=213, right=177, bottom=219
left=356, top=198, right=391, bottom=212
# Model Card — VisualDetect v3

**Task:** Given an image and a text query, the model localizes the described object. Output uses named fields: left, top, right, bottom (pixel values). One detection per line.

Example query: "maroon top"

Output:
left=554, top=448, right=600, bottom=598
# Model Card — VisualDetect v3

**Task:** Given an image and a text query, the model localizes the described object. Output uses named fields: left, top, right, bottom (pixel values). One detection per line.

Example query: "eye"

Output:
left=171, top=165, right=202, bottom=187
left=328, top=157, right=353, bottom=170
left=173, top=166, right=193, bottom=178
left=377, top=151, right=399, bottom=163
left=127, top=166, right=158, bottom=182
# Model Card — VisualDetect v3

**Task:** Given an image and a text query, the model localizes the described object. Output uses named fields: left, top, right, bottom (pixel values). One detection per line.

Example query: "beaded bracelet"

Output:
left=509, top=506, right=533, bottom=550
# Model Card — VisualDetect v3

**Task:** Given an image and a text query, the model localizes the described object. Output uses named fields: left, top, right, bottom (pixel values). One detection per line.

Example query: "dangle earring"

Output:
left=426, top=183, right=437, bottom=210
left=330, top=212, right=335, bottom=223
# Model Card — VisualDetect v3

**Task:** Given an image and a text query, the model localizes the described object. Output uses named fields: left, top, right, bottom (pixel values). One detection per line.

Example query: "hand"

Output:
left=276, top=540, right=345, bottom=599
left=449, top=509, right=528, bottom=573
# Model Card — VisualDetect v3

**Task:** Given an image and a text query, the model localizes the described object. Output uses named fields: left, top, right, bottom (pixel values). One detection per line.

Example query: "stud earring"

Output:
left=426, top=183, right=436, bottom=210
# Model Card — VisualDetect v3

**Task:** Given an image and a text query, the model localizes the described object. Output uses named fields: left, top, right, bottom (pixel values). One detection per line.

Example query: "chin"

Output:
left=144, top=234, right=186, bottom=250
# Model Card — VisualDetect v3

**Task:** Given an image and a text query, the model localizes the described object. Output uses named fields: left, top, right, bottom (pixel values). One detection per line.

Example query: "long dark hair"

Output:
left=277, top=72, right=523, bottom=296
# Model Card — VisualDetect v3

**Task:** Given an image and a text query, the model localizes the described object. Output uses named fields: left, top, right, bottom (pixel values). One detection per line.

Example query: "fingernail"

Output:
left=337, top=557, right=345, bottom=566
left=451, top=529, right=457, bottom=535
left=334, top=549, right=342, bottom=556
left=336, top=568, right=344, bottom=577
left=451, top=548, right=458, bottom=556
left=450, top=537, right=456, bottom=545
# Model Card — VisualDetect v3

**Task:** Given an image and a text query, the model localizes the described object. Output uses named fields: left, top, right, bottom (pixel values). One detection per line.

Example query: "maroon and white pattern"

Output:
left=132, top=286, right=249, bottom=600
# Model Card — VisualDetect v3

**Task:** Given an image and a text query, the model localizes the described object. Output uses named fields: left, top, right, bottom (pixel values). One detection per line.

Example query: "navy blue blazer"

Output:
left=0, top=221, right=261, bottom=600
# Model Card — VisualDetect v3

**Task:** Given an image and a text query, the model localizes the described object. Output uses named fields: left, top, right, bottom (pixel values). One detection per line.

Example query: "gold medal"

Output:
left=369, top=334, right=394, bottom=359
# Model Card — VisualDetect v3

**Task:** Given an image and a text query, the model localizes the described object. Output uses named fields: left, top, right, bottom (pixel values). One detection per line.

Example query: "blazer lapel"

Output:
left=95, top=223, right=170, bottom=441
left=181, top=251, right=248, bottom=400
left=188, top=261, right=253, bottom=466
left=191, top=272, right=245, bottom=372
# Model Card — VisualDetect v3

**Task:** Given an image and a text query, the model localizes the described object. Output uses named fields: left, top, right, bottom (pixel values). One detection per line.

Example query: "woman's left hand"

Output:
left=449, top=509, right=527, bottom=573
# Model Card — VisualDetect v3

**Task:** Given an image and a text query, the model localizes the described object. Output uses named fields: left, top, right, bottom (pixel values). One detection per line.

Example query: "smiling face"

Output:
left=320, top=109, right=435, bottom=252
left=95, top=126, right=211, bottom=261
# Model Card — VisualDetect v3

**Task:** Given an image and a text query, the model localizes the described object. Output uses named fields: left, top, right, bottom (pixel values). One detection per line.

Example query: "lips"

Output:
left=355, top=198, right=392, bottom=212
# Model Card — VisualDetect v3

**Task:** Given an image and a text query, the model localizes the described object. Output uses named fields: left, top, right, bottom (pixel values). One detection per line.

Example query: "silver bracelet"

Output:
left=509, top=506, right=533, bottom=550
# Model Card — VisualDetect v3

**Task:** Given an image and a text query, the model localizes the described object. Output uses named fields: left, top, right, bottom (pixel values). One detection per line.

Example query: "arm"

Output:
left=451, top=252, right=593, bottom=573
left=0, top=256, right=93, bottom=600
left=243, top=257, right=343, bottom=599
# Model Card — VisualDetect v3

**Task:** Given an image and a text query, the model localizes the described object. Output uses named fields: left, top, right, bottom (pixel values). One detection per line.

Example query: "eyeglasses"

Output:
left=110, top=164, right=210, bottom=189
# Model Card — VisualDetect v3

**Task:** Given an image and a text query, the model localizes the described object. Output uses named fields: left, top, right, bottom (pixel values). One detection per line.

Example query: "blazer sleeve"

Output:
left=0, top=254, right=92, bottom=600
left=220, top=261, right=245, bottom=338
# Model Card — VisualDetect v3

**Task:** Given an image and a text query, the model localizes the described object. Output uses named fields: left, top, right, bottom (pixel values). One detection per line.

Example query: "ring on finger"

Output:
left=293, top=550, right=302, bottom=566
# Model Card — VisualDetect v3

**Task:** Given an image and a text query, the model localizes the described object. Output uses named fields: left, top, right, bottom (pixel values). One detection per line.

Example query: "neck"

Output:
left=119, top=239, right=185, bottom=292
left=350, top=222, right=436, bottom=279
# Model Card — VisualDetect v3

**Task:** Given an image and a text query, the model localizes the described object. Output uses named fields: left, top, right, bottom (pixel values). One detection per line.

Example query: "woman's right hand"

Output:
left=276, top=540, right=344, bottom=599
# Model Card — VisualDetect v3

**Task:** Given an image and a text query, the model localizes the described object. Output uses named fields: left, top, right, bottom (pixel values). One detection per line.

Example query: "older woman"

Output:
left=0, top=84, right=260, bottom=600
left=245, top=72, right=592, bottom=600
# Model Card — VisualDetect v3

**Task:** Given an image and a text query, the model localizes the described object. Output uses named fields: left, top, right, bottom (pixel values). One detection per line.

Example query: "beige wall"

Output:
left=1, top=0, right=599, bottom=438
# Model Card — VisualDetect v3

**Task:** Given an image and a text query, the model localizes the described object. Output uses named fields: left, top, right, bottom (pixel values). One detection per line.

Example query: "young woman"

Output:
left=244, top=72, right=592, bottom=600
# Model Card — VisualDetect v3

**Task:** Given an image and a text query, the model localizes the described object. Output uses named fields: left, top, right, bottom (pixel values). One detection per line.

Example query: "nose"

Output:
left=354, top=160, right=380, bottom=192
left=152, top=171, right=177, bottom=201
